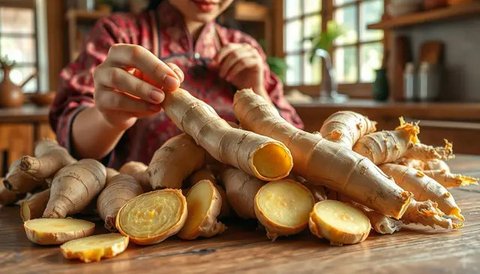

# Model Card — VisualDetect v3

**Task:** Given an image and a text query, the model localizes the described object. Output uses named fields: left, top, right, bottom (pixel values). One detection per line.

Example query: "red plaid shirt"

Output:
left=49, top=1, right=303, bottom=168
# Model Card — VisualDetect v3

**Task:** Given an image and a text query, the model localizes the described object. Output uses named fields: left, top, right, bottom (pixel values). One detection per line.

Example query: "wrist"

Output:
left=92, top=106, right=134, bottom=133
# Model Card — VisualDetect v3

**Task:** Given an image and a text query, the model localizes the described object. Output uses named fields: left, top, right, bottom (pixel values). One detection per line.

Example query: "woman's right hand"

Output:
left=93, top=44, right=184, bottom=130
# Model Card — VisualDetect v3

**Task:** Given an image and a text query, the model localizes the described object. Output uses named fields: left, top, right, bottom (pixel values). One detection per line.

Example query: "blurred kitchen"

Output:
left=0, top=0, right=480, bottom=176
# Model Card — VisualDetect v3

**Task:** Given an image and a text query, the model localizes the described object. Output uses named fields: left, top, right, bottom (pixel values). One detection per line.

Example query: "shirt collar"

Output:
left=157, top=1, right=221, bottom=59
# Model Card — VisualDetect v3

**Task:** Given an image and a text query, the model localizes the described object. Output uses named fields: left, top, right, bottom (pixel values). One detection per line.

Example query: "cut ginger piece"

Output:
left=177, top=180, right=226, bottom=240
left=60, top=233, right=128, bottom=263
left=24, top=218, right=95, bottom=245
left=116, top=189, right=187, bottom=245
left=309, top=200, right=371, bottom=246
left=254, top=179, right=314, bottom=240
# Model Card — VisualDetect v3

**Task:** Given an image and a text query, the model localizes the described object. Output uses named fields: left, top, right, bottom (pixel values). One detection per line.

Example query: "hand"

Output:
left=215, top=43, right=269, bottom=100
left=93, top=44, right=184, bottom=130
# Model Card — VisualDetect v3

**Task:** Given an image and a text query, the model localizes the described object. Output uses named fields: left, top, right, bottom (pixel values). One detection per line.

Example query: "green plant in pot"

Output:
left=0, top=56, right=25, bottom=108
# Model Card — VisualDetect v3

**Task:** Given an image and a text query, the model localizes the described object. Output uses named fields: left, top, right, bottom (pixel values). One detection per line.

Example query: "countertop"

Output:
left=1, top=155, right=480, bottom=273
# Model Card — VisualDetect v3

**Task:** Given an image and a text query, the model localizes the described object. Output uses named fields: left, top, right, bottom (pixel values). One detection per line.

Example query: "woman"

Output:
left=50, top=0, right=303, bottom=168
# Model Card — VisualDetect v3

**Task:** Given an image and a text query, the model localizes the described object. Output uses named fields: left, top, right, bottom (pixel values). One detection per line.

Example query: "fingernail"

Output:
left=173, top=68, right=184, bottom=82
left=149, top=103, right=162, bottom=112
left=149, top=89, right=164, bottom=103
left=163, top=74, right=180, bottom=90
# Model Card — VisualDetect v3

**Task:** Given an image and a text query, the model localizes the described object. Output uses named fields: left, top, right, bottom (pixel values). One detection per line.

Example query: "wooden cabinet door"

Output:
left=0, top=124, right=33, bottom=176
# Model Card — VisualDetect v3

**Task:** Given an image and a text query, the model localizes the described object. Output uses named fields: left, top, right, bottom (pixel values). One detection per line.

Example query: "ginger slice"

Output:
left=60, top=233, right=128, bottom=263
left=254, top=179, right=314, bottom=240
left=309, top=200, right=371, bottom=245
left=24, top=218, right=95, bottom=245
left=116, top=189, right=187, bottom=245
left=178, top=180, right=226, bottom=240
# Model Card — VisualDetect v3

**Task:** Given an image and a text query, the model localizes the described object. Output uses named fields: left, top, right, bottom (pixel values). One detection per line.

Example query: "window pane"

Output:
left=335, top=46, right=357, bottom=83
left=0, top=7, right=35, bottom=34
left=335, top=6, right=358, bottom=45
left=8, top=66, right=37, bottom=93
left=360, top=42, right=383, bottom=82
left=0, top=37, right=37, bottom=63
left=304, top=0, right=321, bottom=13
left=334, top=0, right=355, bottom=6
left=284, top=0, right=302, bottom=19
left=286, top=54, right=302, bottom=86
left=360, top=0, right=384, bottom=41
left=284, top=20, right=302, bottom=53
left=304, top=54, right=322, bottom=85
left=303, top=15, right=321, bottom=50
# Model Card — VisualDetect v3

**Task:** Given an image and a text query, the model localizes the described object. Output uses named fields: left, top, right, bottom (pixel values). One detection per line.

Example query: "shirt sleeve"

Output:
left=49, top=14, right=138, bottom=154
left=234, top=32, right=304, bottom=129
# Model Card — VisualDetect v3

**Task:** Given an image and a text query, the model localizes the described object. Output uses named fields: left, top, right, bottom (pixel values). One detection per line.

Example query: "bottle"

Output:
left=373, top=68, right=389, bottom=102
left=403, top=62, right=416, bottom=101
left=417, top=62, right=440, bottom=102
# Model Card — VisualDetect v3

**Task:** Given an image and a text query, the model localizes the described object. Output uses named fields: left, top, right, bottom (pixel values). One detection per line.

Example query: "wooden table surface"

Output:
left=1, top=156, right=480, bottom=274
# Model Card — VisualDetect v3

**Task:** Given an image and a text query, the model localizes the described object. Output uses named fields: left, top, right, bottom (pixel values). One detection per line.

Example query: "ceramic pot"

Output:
left=0, top=67, right=25, bottom=108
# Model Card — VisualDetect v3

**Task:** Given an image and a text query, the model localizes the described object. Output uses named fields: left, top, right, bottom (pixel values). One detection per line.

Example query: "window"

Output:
left=0, top=0, right=38, bottom=93
left=283, top=0, right=322, bottom=86
left=334, top=0, right=383, bottom=84
left=282, top=0, right=384, bottom=96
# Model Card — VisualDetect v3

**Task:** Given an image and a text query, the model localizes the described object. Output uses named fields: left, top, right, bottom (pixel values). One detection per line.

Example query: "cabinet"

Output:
left=0, top=105, right=56, bottom=176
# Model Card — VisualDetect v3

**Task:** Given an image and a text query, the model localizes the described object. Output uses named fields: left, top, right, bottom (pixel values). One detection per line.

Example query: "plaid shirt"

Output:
left=49, top=1, right=303, bottom=168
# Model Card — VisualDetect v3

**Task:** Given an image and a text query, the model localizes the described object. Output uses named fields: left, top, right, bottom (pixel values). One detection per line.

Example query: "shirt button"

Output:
left=194, top=52, right=201, bottom=59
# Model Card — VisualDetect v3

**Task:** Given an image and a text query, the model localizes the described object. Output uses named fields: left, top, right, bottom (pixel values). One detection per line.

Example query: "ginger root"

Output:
left=116, top=189, right=187, bottom=245
left=20, top=189, right=50, bottom=221
left=309, top=200, right=371, bottom=245
left=20, top=139, right=76, bottom=179
left=147, top=134, right=206, bottom=189
left=118, top=161, right=151, bottom=191
left=380, top=163, right=463, bottom=221
left=4, top=159, right=46, bottom=193
left=221, top=168, right=264, bottom=219
left=254, top=179, right=314, bottom=240
left=178, top=180, right=226, bottom=240
left=24, top=218, right=95, bottom=245
left=0, top=179, right=24, bottom=206
left=234, top=89, right=412, bottom=219
left=60, top=233, right=129, bottom=263
left=97, top=174, right=144, bottom=231
left=162, top=88, right=293, bottom=181
left=320, top=111, right=377, bottom=148
left=43, top=159, right=107, bottom=218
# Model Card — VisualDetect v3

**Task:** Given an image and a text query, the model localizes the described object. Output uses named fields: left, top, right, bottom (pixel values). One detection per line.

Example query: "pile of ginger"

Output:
left=0, top=88, right=477, bottom=263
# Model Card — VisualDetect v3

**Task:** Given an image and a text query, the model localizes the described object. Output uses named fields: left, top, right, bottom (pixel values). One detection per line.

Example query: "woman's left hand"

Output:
left=215, top=43, right=270, bottom=101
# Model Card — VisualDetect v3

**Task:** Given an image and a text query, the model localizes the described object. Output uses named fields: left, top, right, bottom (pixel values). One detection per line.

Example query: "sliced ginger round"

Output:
left=60, top=233, right=129, bottom=263
left=309, top=200, right=371, bottom=246
left=254, top=179, right=314, bottom=240
left=24, top=218, right=95, bottom=245
left=116, top=189, right=187, bottom=245
left=252, top=143, right=293, bottom=181
left=177, top=180, right=226, bottom=240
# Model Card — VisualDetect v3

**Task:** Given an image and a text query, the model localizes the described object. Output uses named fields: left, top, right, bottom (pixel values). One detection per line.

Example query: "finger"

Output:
left=219, top=49, right=257, bottom=79
left=105, top=44, right=180, bottom=91
left=166, top=63, right=184, bottom=83
left=215, top=43, right=244, bottom=64
left=96, top=88, right=162, bottom=114
left=94, top=67, right=165, bottom=104
left=225, top=57, right=259, bottom=82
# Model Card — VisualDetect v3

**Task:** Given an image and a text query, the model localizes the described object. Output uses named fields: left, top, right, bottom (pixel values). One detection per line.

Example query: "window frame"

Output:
left=276, top=0, right=386, bottom=99
left=0, top=0, right=39, bottom=93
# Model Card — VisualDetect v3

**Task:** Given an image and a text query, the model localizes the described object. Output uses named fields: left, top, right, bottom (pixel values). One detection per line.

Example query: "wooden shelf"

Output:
left=234, top=2, right=269, bottom=22
left=66, top=9, right=110, bottom=22
left=368, top=2, right=480, bottom=30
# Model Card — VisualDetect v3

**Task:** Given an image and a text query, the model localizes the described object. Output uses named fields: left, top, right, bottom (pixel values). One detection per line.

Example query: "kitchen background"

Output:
left=0, top=0, right=479, bottom=176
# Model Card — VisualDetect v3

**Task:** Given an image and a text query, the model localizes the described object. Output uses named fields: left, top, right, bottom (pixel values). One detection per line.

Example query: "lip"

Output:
left=191, top=0, right=219, bottom=12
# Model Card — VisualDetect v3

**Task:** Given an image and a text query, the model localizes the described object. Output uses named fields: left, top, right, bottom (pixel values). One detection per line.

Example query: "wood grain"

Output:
left=0, top=156, right=479, bottom=273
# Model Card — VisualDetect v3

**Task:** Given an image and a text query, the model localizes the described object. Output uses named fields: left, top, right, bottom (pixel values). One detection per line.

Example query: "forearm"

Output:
left=71, top=107, right=126, bottom=159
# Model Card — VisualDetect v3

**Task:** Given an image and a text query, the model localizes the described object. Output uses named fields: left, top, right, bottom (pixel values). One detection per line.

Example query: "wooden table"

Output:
left=1, top=156, right=480, bottom=273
